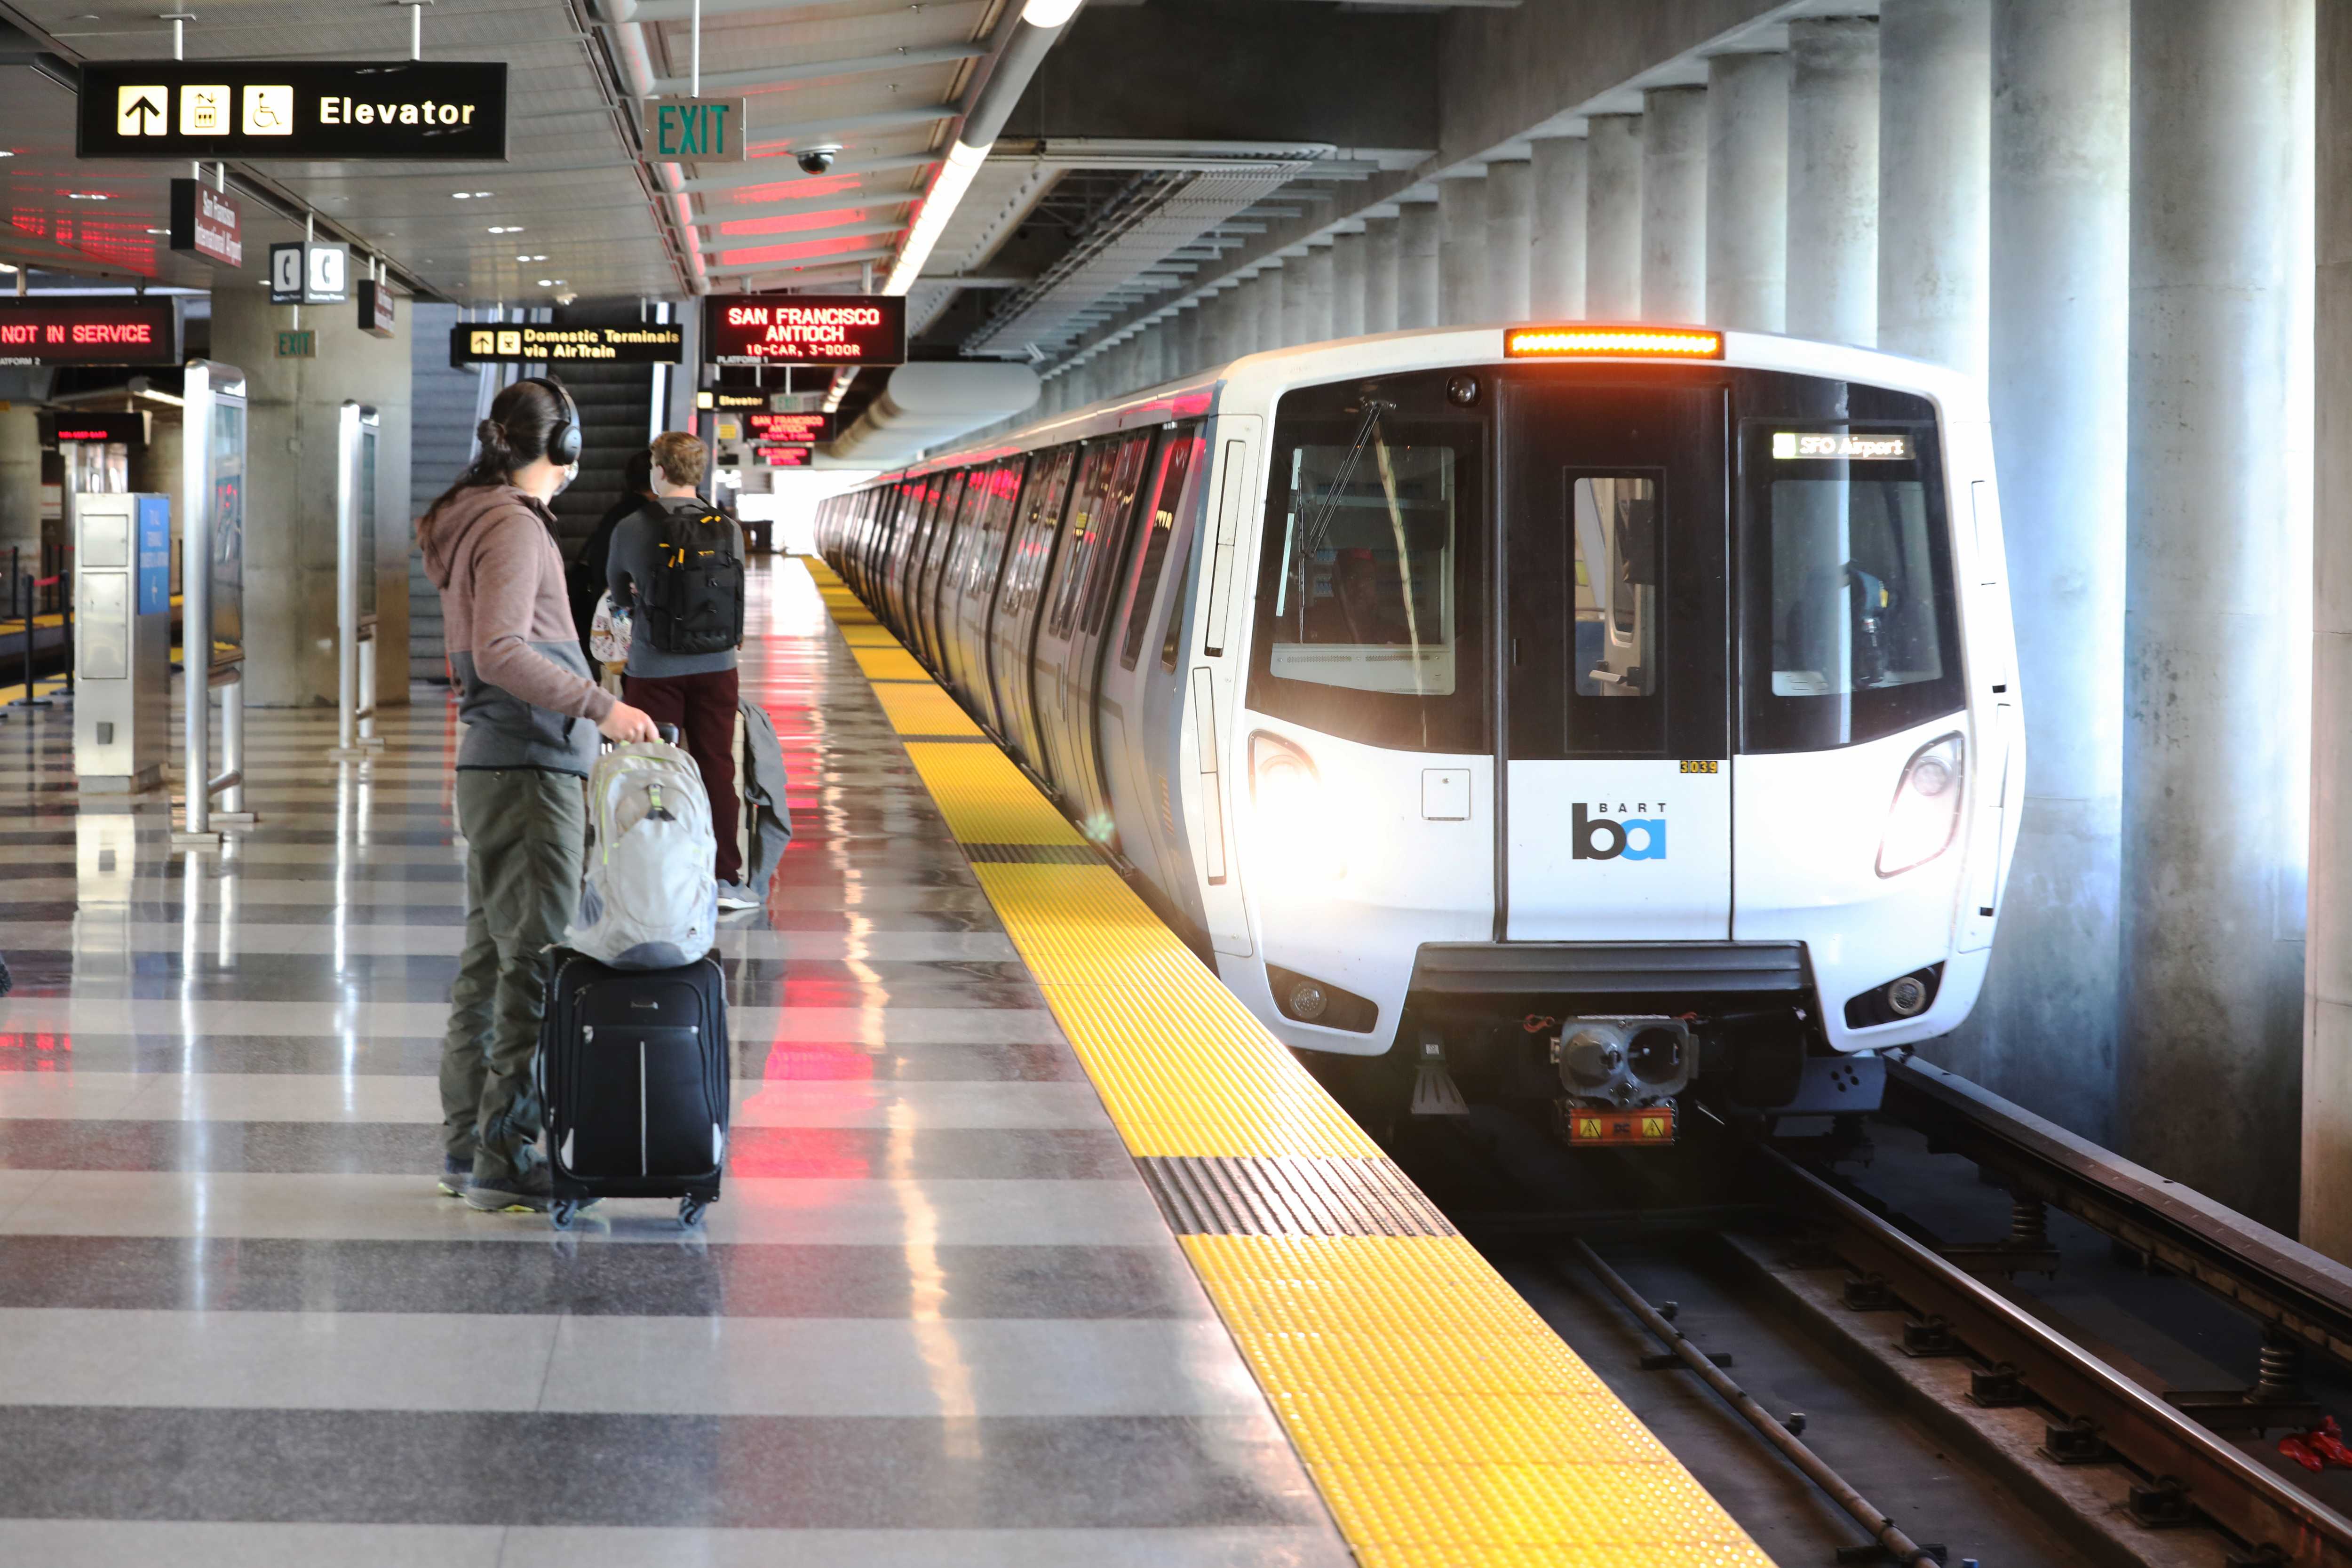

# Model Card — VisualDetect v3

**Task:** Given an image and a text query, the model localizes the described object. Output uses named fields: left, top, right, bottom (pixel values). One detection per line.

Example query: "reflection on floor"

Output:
left=0, top=557, right=1347, bottom=1567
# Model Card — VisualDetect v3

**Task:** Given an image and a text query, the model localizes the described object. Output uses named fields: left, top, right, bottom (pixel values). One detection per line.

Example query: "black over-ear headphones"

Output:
left=525, top=376, right=582, bottom=467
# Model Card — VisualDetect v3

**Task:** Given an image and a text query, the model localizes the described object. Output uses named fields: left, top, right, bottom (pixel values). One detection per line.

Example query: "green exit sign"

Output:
left=642, top=97, right=747, bottom=163
left=276, top=329, right=315, bottom=358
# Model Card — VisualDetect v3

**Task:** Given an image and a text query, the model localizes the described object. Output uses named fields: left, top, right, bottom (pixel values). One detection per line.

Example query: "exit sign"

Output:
left=276, top=329, right=315, bottom=358
left=641, top=97, right=747, bottom=163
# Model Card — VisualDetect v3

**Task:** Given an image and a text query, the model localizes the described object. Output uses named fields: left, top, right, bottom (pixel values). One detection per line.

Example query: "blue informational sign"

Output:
left=136, top=494, right=170, bottom=615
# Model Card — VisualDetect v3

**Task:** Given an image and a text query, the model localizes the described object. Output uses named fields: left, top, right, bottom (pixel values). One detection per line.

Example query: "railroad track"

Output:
left=1417, top=1066, right=2352, bottom=1568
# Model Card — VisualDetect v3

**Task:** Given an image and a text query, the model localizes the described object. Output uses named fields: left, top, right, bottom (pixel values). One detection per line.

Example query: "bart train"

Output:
left=817, top=324, right=2021, bottom=1132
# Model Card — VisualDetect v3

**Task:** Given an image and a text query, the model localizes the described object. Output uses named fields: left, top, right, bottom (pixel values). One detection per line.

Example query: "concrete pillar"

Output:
left=1706, top=51, right=1789, bottom=332
left=1245, top=269, right=1279, bottom=353
left=1438, top=175, right=1488, bottom=325
left=1586, top=114, right=1644, bottom=319
left=2122, top=0, right=2313, bottom=1229
left=1933, top=0, right=2130, bottom=1143
left=0, top=405, right=39, bottom=575
left=1396, top=201, right=1442, bottom=330
left=1530, top=136, right=1588, bottom=319
left=1300, top=243, right=1337, bottom=344
left=2311, top=0, right=2352, bottom=1257
left=209, top=283, right=412, bottom=711
left=1787, top=17, right=1880, bottom=346
left=1486, top=159, right=1534, bottom=321
left=1641, top=87, right=1708, bottom=323
left=1331, top=231, right=1368, bottom=339
left=1879, top=0, right=1992, bottom=378
left=1363, top=215, right=1401, bottom=333
left=1173, top=302, right=1202, bottom=378
left=1200, top=288, right=1233, bottom=368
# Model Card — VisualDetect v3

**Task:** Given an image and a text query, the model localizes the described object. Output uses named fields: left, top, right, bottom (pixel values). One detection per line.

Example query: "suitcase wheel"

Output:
left=679, top=1195, right=710, bottom=1230
left=550, top=1199, right=580, bottom=1230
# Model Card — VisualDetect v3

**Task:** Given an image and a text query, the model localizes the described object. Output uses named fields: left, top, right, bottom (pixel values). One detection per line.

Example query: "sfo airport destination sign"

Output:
left=79, top=61, right=507, bottom=160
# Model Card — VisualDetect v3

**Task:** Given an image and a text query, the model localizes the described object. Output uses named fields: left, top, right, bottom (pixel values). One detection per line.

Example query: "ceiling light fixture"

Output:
left=146, top=228, right=169, bottom=235
left=1021, top=0, right=1084, bottom=23
left=68, top=192, right=111, bottom=201
left=452, top=190, right=491, bottom=199
left=486, top=225, right=522, bottom=234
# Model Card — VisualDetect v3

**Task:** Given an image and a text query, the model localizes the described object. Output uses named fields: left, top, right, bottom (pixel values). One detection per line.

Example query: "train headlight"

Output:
left=1876, top=732, right=1966, bottom=877
left=1249, top=732, right=1346, bottom=881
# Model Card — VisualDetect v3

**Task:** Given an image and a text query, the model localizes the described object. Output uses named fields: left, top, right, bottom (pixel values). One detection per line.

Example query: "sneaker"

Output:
left=715, top=881, right=762, bottom=912
left=464, top=1165, right=553, bottom=1213
left=437, top=1154, right=471, bottom=1197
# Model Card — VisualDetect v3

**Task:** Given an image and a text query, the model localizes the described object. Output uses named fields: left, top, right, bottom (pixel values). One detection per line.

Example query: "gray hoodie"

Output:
left=422, top=485, right=615, bottom=774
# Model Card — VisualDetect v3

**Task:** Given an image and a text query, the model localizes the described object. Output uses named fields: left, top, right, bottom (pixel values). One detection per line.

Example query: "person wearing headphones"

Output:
left=420, top=376, right=658, bottom=1213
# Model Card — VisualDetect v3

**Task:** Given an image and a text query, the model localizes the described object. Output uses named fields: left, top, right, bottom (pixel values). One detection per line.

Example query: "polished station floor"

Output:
left=0, top=562, right=1350, bottom=1566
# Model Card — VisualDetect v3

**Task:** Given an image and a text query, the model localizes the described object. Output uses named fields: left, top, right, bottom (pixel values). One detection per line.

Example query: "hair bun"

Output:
left=475, top=418, right=509, bottom=452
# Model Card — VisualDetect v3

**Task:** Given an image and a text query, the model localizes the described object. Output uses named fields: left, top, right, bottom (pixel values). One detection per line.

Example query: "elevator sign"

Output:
left=77, top=61, right=509, bottom=160
left=705, top=295, right=906, bottom=367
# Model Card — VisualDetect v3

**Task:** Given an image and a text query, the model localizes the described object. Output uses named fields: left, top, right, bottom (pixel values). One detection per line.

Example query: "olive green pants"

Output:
left=440, top=767, right=586, bottom=1180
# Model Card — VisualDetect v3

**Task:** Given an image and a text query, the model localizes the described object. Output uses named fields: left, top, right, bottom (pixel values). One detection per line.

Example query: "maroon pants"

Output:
left=624, top=668, right=742, bottom=886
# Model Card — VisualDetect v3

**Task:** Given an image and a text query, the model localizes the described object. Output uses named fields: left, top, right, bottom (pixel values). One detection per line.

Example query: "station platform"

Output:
left=0, top=556, right=1766, bottom=1567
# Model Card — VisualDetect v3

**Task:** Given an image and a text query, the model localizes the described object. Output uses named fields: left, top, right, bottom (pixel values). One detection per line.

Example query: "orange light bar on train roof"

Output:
left=1504, top=326, right=1725, bottom=360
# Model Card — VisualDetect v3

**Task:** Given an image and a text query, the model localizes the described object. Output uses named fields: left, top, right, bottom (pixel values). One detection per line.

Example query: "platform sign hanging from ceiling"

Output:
left=168, top=178, right=243, bottom=268
left=745, top=411, right=833, bottom=443
left=642, top=97, right=748, bottom=163
left=753, top=445, right=815, bottom=469
left=77, top=61, right=508, bottom=161
left=0, top=299, right=177, bottom=366
left=705, top=295, right=906, bottom=368
left=450, top=322, right=685, bottom=367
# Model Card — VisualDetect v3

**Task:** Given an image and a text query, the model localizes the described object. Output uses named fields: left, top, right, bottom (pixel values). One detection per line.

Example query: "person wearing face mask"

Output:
left=419, top=376, right=659, bottom=1213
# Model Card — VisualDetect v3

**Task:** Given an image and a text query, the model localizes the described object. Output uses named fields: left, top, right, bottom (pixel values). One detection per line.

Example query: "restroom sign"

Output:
left=642, top=97, right=748, bottom=163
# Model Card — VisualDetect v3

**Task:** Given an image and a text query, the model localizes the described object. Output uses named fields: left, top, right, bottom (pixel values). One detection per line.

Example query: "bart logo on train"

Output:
left=1573, top=803, right=1666, bottom=862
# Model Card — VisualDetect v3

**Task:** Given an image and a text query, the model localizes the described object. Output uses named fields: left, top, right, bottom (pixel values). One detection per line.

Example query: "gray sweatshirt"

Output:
left=421, top=485, right=613, bottom=775
left=607, top=494, right=739, bottom=678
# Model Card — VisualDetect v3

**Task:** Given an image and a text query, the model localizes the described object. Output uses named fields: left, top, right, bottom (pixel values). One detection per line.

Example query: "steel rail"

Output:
left=1564, top=1236, right=1943, bottom=1568
left=1755, top=1142, right=2352, bottom=1566
left=1885, top=1055, right=2352, bottom=1369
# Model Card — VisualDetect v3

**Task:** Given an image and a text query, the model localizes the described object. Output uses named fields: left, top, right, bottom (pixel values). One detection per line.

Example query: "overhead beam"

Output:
left=676, top=151, right=936, bottom=196
left=700, top=217, right=908, bottom=255
left=689, top=192, right=915, bottom=228
left=746, top=105, right=957, bottom=151
left=703, top=244, right=896, bottom=279
left=650, top=44, right=985, bottom=98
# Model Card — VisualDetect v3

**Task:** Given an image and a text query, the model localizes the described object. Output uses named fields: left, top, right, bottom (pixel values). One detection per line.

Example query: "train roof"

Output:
left=859, top=325, right=1988, bottom=488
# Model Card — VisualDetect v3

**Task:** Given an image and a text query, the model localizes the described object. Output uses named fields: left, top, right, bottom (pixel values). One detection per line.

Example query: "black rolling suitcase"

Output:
left=539, top=947, right=730, bottom=1229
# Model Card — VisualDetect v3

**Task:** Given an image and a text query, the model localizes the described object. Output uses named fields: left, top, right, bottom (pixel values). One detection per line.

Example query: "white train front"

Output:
left=817, top=324, right=2022, bottom=1133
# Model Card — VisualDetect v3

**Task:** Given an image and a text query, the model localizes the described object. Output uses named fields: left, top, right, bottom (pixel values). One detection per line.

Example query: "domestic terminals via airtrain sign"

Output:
left=77, top=61, right=508, bottom=160
left=450, top=323, right=685, bottom=367
left=704, top=295, right=906, bottom=367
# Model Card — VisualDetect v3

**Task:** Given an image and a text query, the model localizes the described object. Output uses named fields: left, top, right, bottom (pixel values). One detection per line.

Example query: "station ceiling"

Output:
left=0, top=0, right=1873, bottom=378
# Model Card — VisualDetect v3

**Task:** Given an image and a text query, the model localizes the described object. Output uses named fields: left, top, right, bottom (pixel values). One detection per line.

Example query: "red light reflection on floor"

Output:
left=723, top=1126, right=872, bottom=1178
left=0, top=1033, right=73, bottom=1071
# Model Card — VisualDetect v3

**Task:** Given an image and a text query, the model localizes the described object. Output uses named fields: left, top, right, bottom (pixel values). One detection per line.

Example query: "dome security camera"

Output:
left=796, top=144, right=841, bottom=175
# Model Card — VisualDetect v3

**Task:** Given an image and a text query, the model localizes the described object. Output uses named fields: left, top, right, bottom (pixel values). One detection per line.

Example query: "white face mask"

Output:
left=554, top=461, right=579, bottom=496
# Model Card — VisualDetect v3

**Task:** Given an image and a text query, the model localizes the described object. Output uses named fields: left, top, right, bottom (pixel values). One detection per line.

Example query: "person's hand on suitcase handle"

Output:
left=598, top=701, right=660, bottom=744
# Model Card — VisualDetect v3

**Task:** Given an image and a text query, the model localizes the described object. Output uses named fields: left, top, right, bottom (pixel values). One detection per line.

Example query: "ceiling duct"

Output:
left=828, top=362, right=1041, bottom=465
left=963, top=152, right=1323, bottom=360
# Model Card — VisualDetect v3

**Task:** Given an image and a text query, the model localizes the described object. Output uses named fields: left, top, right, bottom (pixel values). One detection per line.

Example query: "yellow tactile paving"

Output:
left=800, top=554, right=1771, bottom=1567
left=902, top=743, right=1084, bottom=845
left=838, top=625, right=904, bottom=646
left=851, top=645, right=930, bottom=681
left=873, top=682, right=985, bottom=737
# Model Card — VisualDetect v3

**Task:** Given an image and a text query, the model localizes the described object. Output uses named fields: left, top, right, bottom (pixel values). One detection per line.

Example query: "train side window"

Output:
left=1079, top=435, right=1157, bottom=637
left=1741, top=413, right=1961, bottom=751
left=1160, top=532, right=1197, bottom=673
left=1571, top=476, right=1658, bottom=699
left=1046, top=445, right=1117, bottom=640
left=1122, top=433, right=1200, bottom=670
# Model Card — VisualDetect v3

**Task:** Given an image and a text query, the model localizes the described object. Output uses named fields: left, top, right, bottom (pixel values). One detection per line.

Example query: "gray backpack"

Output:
left=565, top=735, right=717, bottom=969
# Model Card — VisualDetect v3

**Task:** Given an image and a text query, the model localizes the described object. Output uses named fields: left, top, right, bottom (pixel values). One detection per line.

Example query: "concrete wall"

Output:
left=210, top=284, right=412, bottom=711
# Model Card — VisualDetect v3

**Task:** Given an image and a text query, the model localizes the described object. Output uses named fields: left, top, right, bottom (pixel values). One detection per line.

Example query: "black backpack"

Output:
left=643, top=504, right=745, bottom=656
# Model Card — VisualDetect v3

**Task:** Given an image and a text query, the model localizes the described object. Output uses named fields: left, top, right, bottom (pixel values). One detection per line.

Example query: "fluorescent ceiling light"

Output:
left=882, top=138, right=986, bottom=296
left=1023, top=0, right=1084, bottom=25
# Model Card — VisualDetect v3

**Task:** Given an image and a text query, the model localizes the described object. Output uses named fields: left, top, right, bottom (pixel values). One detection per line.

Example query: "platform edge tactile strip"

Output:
left=802, top=557, right=1773, bottom=1567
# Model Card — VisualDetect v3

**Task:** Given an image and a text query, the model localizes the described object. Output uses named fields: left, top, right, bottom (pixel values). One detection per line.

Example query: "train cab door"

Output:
left=1500, top=378, right=1732, bottom=941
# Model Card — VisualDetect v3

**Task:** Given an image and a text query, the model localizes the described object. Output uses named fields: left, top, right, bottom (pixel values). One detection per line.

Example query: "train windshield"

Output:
left=1252, top=372, right=1489, bottom=753
left=1742, top=412, right=1962, bottom=750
